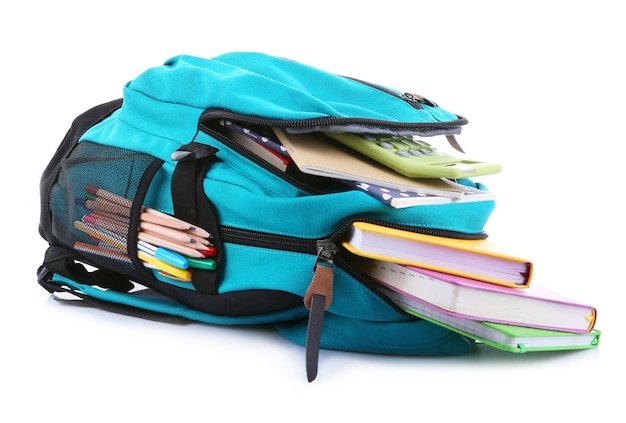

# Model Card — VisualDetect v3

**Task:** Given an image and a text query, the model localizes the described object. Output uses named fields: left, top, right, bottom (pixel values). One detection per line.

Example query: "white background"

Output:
left=2, top=1, right=624, bottom=421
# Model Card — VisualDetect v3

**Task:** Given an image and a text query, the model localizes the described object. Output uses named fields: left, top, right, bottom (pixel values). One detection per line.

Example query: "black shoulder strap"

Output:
left=170, top=142, right=224, bottom=294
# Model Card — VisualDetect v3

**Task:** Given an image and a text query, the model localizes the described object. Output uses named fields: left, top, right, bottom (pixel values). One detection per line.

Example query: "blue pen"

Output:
left=138, top=240, right=189, bottom=269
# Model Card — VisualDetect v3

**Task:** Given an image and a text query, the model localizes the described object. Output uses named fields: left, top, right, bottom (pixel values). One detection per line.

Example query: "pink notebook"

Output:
left=356, top=258, right=596, bottom=333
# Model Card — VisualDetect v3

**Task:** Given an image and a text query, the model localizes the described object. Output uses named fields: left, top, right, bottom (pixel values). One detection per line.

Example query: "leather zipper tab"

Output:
left=304, top=239, right=336, bottom=309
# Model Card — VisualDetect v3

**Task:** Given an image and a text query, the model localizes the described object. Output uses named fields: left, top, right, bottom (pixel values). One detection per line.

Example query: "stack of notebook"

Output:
left=343, top=221, right=600, bottom=353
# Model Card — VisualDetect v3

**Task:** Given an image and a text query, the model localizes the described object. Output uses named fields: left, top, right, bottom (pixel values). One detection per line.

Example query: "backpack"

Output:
left=37, top=52, right=496, bottom=381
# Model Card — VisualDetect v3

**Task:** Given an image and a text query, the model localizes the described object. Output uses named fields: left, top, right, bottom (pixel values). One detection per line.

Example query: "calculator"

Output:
left=323, top=132, right=502, bottom=179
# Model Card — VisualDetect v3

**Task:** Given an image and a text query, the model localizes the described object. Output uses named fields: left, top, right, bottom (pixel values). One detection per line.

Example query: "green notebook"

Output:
left=384, top=288, right=601, bottom=353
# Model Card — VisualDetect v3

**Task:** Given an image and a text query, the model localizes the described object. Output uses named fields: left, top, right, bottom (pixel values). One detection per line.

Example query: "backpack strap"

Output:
left=39, top=245, right=135, bottom=294
left=171, top=142, right=224, bottom=294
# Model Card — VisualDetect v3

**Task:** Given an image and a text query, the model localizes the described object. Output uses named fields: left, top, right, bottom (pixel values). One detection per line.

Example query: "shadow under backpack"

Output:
left=37, top=52, right=496, bottom=381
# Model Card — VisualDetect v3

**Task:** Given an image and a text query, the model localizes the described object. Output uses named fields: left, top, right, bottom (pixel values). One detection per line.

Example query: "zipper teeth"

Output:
left=221, top=217, right=486, bottom=253
left=220, top=226, right=318, bottom=254
left=201, top=111, right=467, bottom=130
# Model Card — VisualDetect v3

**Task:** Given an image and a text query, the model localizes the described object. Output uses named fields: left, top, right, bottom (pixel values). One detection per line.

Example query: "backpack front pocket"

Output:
left=48, top=141, right=164, bottom=277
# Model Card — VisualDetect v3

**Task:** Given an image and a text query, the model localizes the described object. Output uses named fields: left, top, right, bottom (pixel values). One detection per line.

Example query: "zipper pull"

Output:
left=303, top=239, right=336, bottom=382
left=445, top=134, right=465, bottom=154
left=401, top=93, right=466, bottom=154
left=401, top=92, right=439, bottom=109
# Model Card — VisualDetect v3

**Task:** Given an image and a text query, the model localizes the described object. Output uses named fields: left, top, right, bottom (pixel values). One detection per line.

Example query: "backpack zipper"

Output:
left=200, top=109, right=467, bottom=134
left=220, top=217, right=487, bottom=312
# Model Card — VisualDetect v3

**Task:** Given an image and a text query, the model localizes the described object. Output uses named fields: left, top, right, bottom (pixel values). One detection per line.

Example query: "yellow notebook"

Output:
left=343, top=221, right=533, bottom=288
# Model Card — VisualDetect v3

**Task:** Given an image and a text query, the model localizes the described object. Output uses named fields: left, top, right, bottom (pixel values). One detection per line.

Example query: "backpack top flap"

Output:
left=83, top=52, right=467, bottom=161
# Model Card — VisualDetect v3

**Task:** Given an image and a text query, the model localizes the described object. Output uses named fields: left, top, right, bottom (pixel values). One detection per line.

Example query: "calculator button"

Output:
left=402, top=139, right=421, bottom=148
left=390, top=140, right=411, bottom=150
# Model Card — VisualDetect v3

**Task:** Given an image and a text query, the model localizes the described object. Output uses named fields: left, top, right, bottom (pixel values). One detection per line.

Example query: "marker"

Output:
left=137, top=240, right=189, bottom=269
left=186, top=256, right=217, bottom=270
left=137, top=251, right=192, bottom=281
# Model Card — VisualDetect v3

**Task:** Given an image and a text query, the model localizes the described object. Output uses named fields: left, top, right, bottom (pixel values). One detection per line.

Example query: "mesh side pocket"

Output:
left=50, top=141, right=159, bottom=275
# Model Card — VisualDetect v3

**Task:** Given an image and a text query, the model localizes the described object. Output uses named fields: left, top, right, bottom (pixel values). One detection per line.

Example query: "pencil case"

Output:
left=38, top=52, right=496, bottom=381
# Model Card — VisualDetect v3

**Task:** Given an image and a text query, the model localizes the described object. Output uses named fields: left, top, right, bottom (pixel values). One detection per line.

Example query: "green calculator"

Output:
left=324, top=132, right=502, bottom=179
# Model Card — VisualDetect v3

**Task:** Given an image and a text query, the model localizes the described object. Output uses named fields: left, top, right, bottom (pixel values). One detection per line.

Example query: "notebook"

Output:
left=383, top=288, right=601, bottom=353
left=343, top=221, right=533, bottom=287
left=354, top=257, right=596, bottom=333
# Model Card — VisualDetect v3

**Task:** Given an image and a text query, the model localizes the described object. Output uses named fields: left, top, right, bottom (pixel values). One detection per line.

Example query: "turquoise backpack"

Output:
left=38, top=52, right=496, bottom=381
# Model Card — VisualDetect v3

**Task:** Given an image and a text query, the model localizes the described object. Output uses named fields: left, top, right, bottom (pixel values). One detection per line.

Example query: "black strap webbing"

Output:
left=304, top=293, right=326, bottom=383
left=170, top=142, right=223, bottom=294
